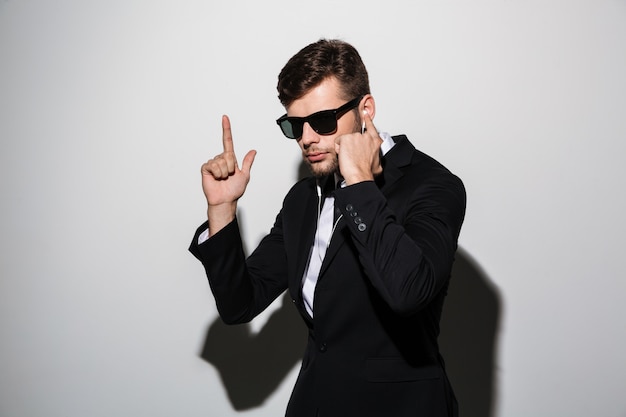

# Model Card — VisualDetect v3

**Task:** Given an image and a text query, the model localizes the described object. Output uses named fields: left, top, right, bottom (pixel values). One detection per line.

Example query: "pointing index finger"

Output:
left=222, top=115, right=235, bottom=153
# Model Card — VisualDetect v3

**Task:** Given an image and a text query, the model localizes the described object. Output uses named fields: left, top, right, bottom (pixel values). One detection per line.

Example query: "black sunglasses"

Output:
left=276, top=96, right=363, bottom=139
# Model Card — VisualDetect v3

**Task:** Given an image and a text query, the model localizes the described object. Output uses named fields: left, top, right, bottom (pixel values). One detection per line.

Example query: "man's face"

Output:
left=286, top=77, right=360, bottom=178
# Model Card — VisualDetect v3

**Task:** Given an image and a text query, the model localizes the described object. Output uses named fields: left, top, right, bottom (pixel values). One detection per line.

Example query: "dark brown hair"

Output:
left=277, top=39, right=370, bottom=107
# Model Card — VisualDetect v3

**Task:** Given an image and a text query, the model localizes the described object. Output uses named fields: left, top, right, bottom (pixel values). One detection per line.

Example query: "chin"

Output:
left=307, top=160, right=338, bottom=178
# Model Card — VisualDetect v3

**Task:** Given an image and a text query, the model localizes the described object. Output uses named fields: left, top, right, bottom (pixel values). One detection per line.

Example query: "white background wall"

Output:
left=1, top=1, right=625, bottom=416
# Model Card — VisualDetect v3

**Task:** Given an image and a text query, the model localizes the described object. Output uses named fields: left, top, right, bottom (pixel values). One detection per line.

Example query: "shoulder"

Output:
left=387, top=135, right=465, bottom=200
left=282, top=176, right=317, bottom=205
left=285, top=176, right=316, bottom=195
left=391, top=135, right=462, bottom=178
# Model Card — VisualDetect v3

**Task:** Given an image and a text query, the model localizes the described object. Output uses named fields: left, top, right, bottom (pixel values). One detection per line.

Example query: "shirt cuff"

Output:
left=198, top=228, right=210, bottom=245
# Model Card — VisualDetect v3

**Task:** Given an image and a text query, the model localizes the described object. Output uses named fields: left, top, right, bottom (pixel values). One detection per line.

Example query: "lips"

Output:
left=306, top=151, right=327, bottom=163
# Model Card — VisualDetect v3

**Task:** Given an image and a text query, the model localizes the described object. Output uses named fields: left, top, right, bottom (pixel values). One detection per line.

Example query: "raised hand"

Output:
left=334, top=109, right=383, bottom=185
left=201, top=115, right=256, bottom=234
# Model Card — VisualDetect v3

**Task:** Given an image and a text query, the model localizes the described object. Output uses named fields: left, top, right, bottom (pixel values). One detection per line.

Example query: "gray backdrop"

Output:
left=1, top=1, right=625, bottom=416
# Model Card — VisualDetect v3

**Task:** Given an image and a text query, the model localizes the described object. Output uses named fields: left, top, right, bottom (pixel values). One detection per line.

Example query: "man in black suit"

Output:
left=190, top=39, right=466, bottom=417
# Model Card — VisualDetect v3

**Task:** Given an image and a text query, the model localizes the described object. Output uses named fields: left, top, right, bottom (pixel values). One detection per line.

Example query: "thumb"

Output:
left=240, top=150, right=257, bottom=175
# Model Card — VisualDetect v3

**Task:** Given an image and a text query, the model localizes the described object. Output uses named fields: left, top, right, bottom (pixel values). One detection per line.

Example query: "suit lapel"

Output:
left=318, top=219, right=347, bottom=276
left=376, top=134, right=414, bottom=193
left=289, top=181, right=320, bottom=310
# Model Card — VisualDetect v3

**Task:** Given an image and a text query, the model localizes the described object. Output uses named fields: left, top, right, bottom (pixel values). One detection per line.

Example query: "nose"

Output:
left=299, top=122, right=319, bottom=147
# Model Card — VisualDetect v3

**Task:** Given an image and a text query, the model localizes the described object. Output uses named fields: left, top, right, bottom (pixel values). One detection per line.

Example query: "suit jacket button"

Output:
left=319, top=343, right=327, bottom=353
left=345, top=204, right=354, bottom=211
left=358, top=223, right=367, bottom=232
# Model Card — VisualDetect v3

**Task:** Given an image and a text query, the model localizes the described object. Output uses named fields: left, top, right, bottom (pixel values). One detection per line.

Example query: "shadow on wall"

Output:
left=200, top=292, right=306, bottom=411
left=440, top=247, right=502, bottom=417
left=199, top=248, right=501, bottom=417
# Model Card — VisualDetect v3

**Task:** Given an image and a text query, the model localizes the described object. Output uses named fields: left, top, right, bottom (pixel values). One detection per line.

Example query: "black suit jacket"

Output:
left=190, top=135, right=466, bottom=417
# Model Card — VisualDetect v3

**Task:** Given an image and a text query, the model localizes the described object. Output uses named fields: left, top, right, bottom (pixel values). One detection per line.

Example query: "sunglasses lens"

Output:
left=280, top=120, right=302, bottom=139
left=310, top=113, right=337, bottom=135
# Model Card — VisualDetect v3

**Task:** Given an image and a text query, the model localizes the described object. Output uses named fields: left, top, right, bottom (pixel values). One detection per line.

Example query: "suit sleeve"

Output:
left=333, top=172, right=466, bottom=316
left=188, top=214, right=289, bottom=324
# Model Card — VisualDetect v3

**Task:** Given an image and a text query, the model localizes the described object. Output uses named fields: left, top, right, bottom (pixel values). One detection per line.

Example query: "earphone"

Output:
left=361, top=109, right=367, bottom=134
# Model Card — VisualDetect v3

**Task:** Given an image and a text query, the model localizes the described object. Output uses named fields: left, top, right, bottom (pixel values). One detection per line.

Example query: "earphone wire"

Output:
left=315, top=180, right=342, bottom=263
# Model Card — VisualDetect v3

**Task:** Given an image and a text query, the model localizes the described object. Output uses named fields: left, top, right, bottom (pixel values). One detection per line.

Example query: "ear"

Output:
left=360, top=94, right=376, bottom=120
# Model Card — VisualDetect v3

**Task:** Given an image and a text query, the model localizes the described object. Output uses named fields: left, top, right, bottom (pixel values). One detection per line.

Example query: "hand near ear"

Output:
left=335, top=109, right=383, bottom=185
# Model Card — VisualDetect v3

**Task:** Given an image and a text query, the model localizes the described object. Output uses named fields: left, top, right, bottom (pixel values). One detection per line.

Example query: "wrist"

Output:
left=343, top=171, right=374, bottom=186
left=207, top=202, right=237, bottom=236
